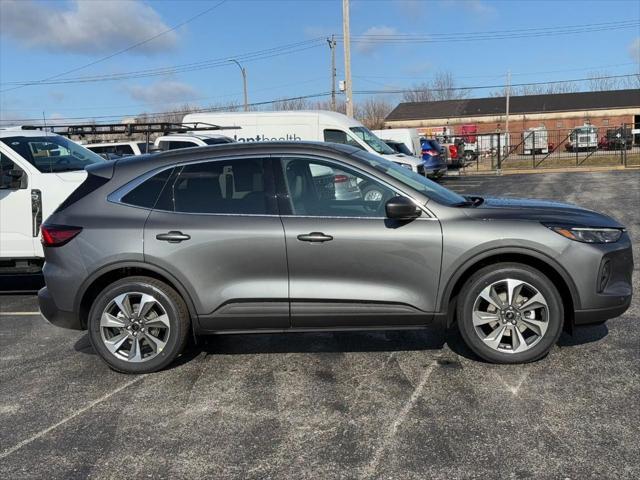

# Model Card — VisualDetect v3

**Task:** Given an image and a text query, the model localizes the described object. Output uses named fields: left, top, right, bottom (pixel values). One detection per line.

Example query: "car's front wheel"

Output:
left=457, top=263, right=564, bottom=363
left=87, top=276, right=190, bottom=374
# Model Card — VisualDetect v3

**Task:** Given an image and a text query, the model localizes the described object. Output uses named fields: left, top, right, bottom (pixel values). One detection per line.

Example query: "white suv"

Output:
left=0, top=127, right=105, bottom=272
left=154, top=134, right=233, bottom=151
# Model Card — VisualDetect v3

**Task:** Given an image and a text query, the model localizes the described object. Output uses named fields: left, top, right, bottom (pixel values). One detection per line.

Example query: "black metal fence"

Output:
left=458, top=123, right=639, bottom=172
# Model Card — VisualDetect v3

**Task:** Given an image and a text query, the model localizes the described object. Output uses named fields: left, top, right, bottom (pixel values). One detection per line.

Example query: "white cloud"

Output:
left=0, top=0, right=177, bottom=55
left=629, top=37, right=640, bottom=62
left=355, top=26, right=398, bottom=55
left=124, top=80, right=199, bottom=104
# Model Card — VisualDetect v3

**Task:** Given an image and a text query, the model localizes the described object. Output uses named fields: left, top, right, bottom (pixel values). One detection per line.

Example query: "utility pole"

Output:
left=505, top=69, right=511, bottom=139
left=342, top=0, right=353, bottom=117
left=230, top=59, right=248, bottom=111
left=327, top=35, right=337, bottom=111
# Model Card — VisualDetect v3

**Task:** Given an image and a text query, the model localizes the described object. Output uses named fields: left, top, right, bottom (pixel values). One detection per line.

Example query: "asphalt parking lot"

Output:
left=1, top=170, right=638, bottom=479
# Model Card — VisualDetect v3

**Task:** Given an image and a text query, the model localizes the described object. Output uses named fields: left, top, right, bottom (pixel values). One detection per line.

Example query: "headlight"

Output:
left=545, top=224, right=623, bottom=243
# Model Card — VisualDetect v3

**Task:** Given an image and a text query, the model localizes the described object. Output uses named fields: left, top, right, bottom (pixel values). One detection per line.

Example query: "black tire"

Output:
left=87, top=276, right=190, bottom=374
left=456, top=263, right=564, bottom=364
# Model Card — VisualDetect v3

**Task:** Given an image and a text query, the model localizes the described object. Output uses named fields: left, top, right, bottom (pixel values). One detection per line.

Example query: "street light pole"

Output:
left=327, top=35, right=337, bottom=111
left=342, top=0, right=353, bottom=117
left=230, top=59, right=248, bottom=111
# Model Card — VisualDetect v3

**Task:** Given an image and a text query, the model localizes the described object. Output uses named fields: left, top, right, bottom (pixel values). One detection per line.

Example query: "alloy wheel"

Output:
left=472, top=278, right=549, bottom=354
left=99, top=292, right=170, bottom=362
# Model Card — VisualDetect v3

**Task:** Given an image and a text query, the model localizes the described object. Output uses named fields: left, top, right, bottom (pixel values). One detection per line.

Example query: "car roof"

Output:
left=0, top=127, right=64, bottom=139
left=105, top=141, right=361, bottom=174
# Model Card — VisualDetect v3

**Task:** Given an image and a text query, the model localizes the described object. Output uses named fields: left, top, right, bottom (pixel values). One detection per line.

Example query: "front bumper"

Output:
left=38, top=287, right=82, bottom=330
left=574, top=295, right=632, bottom=325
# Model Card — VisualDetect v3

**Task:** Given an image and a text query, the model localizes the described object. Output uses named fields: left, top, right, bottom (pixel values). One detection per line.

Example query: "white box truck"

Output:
left=183, top=110, right=423, bottom=172
left=523, top=127, right=549, bottom=155
left=0, top=127, right=106, bottom=272
left=371, top=128, right=422, bottom=157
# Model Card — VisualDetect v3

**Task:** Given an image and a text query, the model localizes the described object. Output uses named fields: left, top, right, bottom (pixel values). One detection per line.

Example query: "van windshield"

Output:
left=350, top=127, right=395, bottom=155
left=353, top=151, right=466, bottom=206
left=1, top=135, right=105, bottom=173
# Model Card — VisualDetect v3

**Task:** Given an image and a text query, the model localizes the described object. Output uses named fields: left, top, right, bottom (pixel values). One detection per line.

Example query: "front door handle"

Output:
left=297, top=232, right=333, bottom=243
left=156, top=231, right=191, bottom=243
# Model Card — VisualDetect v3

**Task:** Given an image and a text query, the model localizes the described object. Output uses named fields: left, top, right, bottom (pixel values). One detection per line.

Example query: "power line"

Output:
left=0, top=0, right=228, bottom=93
left=2, top=74, right=637, bottom=124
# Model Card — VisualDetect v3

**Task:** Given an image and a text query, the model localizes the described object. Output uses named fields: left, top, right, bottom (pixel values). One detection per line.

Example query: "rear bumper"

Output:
left=574, top=294, right=632, bottom=325
left=38, top=287, right=82, bottom=330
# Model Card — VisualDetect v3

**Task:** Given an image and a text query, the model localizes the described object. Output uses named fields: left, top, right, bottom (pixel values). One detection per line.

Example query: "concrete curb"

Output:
left=454, top=165, right=640, bottom=176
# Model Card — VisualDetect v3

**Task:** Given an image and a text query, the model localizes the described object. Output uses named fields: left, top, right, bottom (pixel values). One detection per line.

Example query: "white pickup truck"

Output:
left=0, top=127, right=105, bottom=273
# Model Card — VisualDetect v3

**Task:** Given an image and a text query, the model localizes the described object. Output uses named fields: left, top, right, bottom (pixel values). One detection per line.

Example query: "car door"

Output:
left=275, top=155, right=443, bottom=328
left=0, top=149, right=36, bottom=259
left=143, top=156, right=289, bottom=331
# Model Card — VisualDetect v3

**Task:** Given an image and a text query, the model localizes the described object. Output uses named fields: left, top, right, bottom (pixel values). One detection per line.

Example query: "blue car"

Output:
left=420, top=138, right=448, bottom=178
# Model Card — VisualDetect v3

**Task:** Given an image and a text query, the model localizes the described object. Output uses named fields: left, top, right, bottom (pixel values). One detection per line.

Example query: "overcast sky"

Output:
left=0, top=0, right=638, bottom=123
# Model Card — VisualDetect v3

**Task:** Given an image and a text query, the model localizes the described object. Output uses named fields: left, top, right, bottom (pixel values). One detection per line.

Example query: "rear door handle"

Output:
left=156, top=231, right=191, bottom=243
left=297, top=232, right=333, bottom=243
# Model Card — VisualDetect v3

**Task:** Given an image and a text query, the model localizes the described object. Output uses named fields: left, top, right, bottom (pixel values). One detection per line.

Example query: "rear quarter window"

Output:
left=121, top=168, right=174, bottom=209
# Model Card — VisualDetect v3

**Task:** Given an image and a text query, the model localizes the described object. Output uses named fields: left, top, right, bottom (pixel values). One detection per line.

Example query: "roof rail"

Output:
left=20, top=122, right=239, bottom=137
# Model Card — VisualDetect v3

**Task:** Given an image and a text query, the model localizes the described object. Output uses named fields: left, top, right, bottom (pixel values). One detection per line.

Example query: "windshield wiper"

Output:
left=454, top=196, right=484, bottom=207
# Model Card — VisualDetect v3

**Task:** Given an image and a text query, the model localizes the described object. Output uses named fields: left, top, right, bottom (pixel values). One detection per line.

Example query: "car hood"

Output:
left=463, top=196, right=624, bottom=228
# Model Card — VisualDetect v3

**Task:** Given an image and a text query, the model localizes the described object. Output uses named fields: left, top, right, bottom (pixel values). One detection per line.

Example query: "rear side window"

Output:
left=158, top=141, right=198, bottom=151
left=156, top=158, right=270, bottom=215
left=121, top=168, right=174, bottom=209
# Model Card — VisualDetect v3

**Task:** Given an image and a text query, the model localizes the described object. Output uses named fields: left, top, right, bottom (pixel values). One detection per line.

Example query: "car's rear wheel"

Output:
left=87, top=276, right=190, bottom=374
left=457, top=263, right=563, bottom=363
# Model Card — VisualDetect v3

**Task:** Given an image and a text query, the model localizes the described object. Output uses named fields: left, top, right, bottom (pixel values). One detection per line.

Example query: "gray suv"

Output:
left=38, top=143, right=633, bottom=373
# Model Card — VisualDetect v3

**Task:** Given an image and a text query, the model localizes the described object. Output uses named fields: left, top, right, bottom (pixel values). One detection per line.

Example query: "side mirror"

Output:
left=385, top=196, right=421, bottom=220
left=0, top=169, right=27, bottom=189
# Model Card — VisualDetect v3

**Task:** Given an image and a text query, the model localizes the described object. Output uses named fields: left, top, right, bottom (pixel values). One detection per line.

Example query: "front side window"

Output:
left=0, top=152, right=24, bottom=189
left=349, top=126, right=395, bottom=155
left=280, top=157, right=397, bottom=218
left=0, top=135, right=105, bottom=173
left=323, top=129, right=364, bottom=150
left=157, top=158, right=270, bottom=215
left=353, top=151, right=466, bottom=206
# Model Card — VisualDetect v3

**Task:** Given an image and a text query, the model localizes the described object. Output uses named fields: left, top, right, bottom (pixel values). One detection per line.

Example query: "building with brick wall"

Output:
left=384, top=89, right=640, bottom=139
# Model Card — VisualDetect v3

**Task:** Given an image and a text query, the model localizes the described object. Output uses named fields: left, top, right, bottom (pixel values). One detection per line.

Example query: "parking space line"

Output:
left=0, top=312, right=41, bottom=316
left=0, top=376, right=144, bottom=461
left=359, top=360, right=437, bottom=479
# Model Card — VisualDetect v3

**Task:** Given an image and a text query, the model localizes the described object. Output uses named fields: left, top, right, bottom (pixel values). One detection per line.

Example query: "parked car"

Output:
left=420, top=138, right=448, bottom=177
left=183, top=110, right=424, bottom=172
left=85, top=141, right=148, bottom=158
left=38, top=142, right=633, bottom=373
left=383, top=139, right=414, bottom=156
left=0, top=126, right=105, bottom=273
left=154, top=134, right=234, bottom=151
left=372, top=128, right=422, bottom=157
left=598, top=128, right=633, bottom=151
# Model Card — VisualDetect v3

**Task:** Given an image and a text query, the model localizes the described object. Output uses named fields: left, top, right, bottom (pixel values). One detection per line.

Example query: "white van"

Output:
left=0, top=127, right=105, bottom=272
left=183, top=110, right=422, bottom=171
left=372, top=128, right=422, bottom=157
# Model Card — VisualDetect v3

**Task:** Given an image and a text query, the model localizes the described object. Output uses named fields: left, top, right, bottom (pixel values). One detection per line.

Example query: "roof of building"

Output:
left=385, top=89, right=640, bottom=122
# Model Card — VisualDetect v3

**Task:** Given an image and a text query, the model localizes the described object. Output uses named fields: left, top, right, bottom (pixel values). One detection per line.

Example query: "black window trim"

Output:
left=108, top=154, right=279, bottom=216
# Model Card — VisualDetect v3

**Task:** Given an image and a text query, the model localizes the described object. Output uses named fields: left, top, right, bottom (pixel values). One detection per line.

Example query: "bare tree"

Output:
left=354, top=97, right=393, bottom=129
left=402, top=71, right=469, bottom=102
left=272, top=97, right=309, bottom=111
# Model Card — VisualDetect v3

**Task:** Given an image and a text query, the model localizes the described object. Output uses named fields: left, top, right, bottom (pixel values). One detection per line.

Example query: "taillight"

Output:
left=41, top=225, right=82, bottom=247
left=334, top=174, right=349, bottom=183
left=422, top=149, right=438, bottom=156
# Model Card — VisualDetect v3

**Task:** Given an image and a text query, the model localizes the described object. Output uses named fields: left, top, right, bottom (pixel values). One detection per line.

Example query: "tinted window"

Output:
left=158, top=158, right=269, bottom=215
left=202, top=137, right=233, bottom=145
left=137, top=142, right=148, bottom=154
left=1, top=136, right=105, bottom=172
left=158, top=141, right=198, bottom=151
left=323, top=129, right=364, bottom=150
left=281, top=158, right=396, bottom=218
left=121, top=168, right=174, bottom=209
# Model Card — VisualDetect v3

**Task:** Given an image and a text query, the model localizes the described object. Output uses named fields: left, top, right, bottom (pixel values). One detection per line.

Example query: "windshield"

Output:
left=386, top=141, right=413, bottom=156
left=1, top=135, right=105, bottom=173
left=353, top=151, right=466, bottom=206
left=350, top=127, right=395, bottom=155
